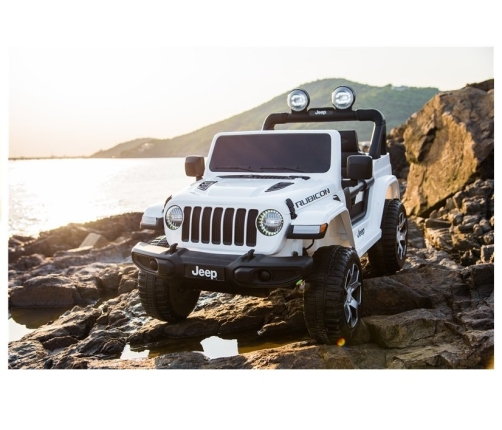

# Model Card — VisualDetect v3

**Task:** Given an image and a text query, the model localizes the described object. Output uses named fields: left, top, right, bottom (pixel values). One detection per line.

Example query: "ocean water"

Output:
left=8, top=157, right=194, bottom=238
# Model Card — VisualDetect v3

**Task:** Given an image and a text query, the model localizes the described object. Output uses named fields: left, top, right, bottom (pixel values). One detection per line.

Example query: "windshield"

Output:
left=209, top=133, right=331, bottom=173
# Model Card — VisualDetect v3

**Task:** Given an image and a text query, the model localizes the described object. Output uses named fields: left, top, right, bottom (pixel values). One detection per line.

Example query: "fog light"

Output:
left=149, top=259, right=158, bottom=271
left=259, top=270, right=271, bottom=282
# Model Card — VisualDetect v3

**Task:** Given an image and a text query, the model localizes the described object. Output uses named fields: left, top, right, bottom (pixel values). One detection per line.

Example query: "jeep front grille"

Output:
left=182, top=206, right=259, bottom=247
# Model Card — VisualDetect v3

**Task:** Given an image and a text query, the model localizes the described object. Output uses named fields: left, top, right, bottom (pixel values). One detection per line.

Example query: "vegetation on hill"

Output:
left=90, top=78, right=439, bottom=158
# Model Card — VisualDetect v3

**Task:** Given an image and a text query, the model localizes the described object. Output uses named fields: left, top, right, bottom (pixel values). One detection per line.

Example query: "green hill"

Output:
left=90, top=78, right=439, bottom=158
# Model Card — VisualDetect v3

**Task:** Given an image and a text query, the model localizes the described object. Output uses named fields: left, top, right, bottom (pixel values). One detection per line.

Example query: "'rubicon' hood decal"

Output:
left=294, top=188, right=331, bottom=209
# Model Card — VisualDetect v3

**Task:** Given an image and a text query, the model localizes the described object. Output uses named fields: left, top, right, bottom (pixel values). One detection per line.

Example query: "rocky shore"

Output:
left=8, top=80, right=494, bottom=369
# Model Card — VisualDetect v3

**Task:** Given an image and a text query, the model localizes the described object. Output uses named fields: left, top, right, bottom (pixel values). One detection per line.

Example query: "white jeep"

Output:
left=131, top=86, right=408, bottom=344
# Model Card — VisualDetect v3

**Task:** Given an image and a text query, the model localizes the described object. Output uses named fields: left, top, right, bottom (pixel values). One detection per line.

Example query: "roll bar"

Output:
left=262, top=107, right=387, bottom=159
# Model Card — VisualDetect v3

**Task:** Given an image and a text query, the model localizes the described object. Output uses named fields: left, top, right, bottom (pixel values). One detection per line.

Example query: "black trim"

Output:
left=140, top=217, right=164, bottom=231
left=262, top=107, right=387, bottom=159
left=131, top=243, right=312, bottom=294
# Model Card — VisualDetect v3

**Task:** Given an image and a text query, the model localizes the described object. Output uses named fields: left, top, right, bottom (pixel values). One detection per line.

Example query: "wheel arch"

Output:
left=290, top=200, right=355, bottom=250
left=324, top=210, right=355, bottom=248
left=140, top=201, right=166, bottom=231
left=370, top=175, right=401, bottom=225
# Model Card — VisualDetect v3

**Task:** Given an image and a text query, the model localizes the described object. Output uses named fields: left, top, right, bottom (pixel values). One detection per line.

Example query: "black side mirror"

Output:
left=347, top=155, right=372, bottom=180
left=185, top=156, right=205, bottom=180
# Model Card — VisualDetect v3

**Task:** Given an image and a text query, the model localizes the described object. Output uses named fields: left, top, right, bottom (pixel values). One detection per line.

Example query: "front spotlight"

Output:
left=287, top=89, right=310, bottom=112
left=331, top=86, right=356, bottom=110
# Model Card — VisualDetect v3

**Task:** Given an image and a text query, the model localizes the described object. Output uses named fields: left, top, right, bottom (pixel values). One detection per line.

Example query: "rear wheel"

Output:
left=368, top=199, right=408, bottom=275
left=137, top=235, right=200, bottom=322
left=303, top=245, right=363, bottom=344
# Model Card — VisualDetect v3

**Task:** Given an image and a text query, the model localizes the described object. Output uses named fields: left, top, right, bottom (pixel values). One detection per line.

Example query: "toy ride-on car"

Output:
left=131, top=86, right=408, bottom=345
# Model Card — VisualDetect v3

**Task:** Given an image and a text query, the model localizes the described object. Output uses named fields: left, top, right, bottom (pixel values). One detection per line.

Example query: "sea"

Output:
left=8, top=157, right=194, bottom=238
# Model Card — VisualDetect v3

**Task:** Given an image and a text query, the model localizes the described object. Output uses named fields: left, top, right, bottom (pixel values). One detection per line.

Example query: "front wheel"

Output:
left=303, top=245, right=363, bottom=345
left=138, top=272, right=200, bottom=323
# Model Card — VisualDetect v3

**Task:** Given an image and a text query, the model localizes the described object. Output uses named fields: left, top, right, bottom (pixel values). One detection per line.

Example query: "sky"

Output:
left=8, top=46, right=494, bottom=158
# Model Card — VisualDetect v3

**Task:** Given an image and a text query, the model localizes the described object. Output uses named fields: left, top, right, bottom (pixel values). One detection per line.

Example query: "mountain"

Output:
left=90, top=78, right=439, bottom=158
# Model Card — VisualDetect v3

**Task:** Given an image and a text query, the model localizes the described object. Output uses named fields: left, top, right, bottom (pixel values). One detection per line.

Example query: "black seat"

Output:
left=339, top=130, right=369, bottom=222
left=340, top=130, right=360, bottom=178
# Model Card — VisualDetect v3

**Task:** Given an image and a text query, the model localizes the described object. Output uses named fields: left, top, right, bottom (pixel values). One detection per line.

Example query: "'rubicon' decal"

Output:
left=295, top=188, right=330, bottom=208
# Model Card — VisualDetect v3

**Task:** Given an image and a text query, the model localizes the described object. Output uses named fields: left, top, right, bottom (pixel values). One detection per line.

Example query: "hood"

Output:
left=187, top=176, right=315, bottom=199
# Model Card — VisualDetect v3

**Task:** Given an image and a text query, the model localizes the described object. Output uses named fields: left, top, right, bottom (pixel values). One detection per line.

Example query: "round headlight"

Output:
left=332, top=86, right=356, bottom=110
left=257, top=209, right=284, bottom=236
left=287, top=89, right=310, bottom=112
left=165, top=205, right=183, bottom=230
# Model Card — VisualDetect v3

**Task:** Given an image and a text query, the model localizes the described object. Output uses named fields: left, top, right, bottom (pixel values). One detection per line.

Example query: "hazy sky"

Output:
left=9, top=47, right=493, bottom=158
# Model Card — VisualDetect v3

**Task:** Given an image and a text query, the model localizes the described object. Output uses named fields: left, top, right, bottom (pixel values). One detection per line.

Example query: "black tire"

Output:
left=303, top=245, right=363, bottom=345
left=138, top=272, right=200, bottom=322
left=367, top=199, right=408, bottom=275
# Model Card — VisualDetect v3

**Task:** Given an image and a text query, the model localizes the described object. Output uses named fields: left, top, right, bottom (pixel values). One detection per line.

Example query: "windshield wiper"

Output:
left=214, top=165, right=255, bottom=172
left=218, top=174, right=310, bottom=180
left=259, top=166, right=306, bottom=173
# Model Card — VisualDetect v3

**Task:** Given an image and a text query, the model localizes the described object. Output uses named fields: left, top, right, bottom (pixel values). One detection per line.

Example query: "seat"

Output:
left=339, top=130, right=369, bottom=222
left=340, top=130, right=361, bottom=179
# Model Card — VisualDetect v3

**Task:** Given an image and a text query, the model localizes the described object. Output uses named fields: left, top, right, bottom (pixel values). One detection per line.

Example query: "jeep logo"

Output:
left=314, top=110, right=327, bottom=115
left=191, top=265, right=218, bottom=280
left=357, top=228, right=365, bottom=238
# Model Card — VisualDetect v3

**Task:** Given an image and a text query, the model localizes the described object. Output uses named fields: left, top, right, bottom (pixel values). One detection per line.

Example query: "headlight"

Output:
left=287, top=89, right=310, bottom=112
left=257, top=209, right=284, bottom=236
left=165, top=205, right=183, bottom=230
left=332, top=86, right=356, bottom=110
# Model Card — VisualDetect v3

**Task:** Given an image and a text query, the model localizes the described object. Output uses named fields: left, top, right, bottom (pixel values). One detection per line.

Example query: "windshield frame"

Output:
left=208, top=131, right=332, bottom=174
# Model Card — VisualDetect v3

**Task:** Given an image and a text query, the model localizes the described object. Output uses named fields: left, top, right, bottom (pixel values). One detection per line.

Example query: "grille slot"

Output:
left=181, top=206, right=258, bottom=246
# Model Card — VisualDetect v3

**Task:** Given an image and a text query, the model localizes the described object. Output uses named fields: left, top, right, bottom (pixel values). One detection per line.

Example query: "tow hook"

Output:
left=296, top=279, right=309, bottom=294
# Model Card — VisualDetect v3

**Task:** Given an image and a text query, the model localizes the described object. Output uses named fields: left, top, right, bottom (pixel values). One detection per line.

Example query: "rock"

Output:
left=8, top=256, right=494, bottom=369
left=480, top=245, right=494, bottom=263
left=402, top=83, right=494, bottom=216
left=78, top=232, right=109, bottom=249
left=365, top=309, right=450, bottom=348
left=96, top=266, right=122, bottom=291
left=9, top=275, right=85, bottom=308
left=8, top=212, right=148, bottom=263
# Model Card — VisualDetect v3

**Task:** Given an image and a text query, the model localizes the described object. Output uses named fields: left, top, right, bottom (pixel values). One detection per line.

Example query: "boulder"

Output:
left=402, top=82, right=493, bottom=216
left=9, top=275, right=82, bottom=308
left=78, top=232, right=109, bottom=249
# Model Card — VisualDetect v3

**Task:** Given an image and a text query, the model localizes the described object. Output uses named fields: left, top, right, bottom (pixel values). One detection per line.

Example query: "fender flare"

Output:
left=288, top=200, right=356, bottom=248
left=140, top=201, right=165, bottom=231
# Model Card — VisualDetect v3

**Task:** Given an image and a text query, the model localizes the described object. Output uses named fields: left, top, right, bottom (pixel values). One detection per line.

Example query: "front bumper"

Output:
left=131, top=242, right=312, bottom=294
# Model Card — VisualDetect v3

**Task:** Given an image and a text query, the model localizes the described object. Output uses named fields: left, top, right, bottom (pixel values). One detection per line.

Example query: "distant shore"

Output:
left=8, top=156, right=90, bottom=161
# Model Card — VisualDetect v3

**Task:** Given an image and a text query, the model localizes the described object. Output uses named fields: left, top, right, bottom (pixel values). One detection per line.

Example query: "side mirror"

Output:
left=347, top=155, right=372, bottom=180
left=185, top=156, right=205, bottom=180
